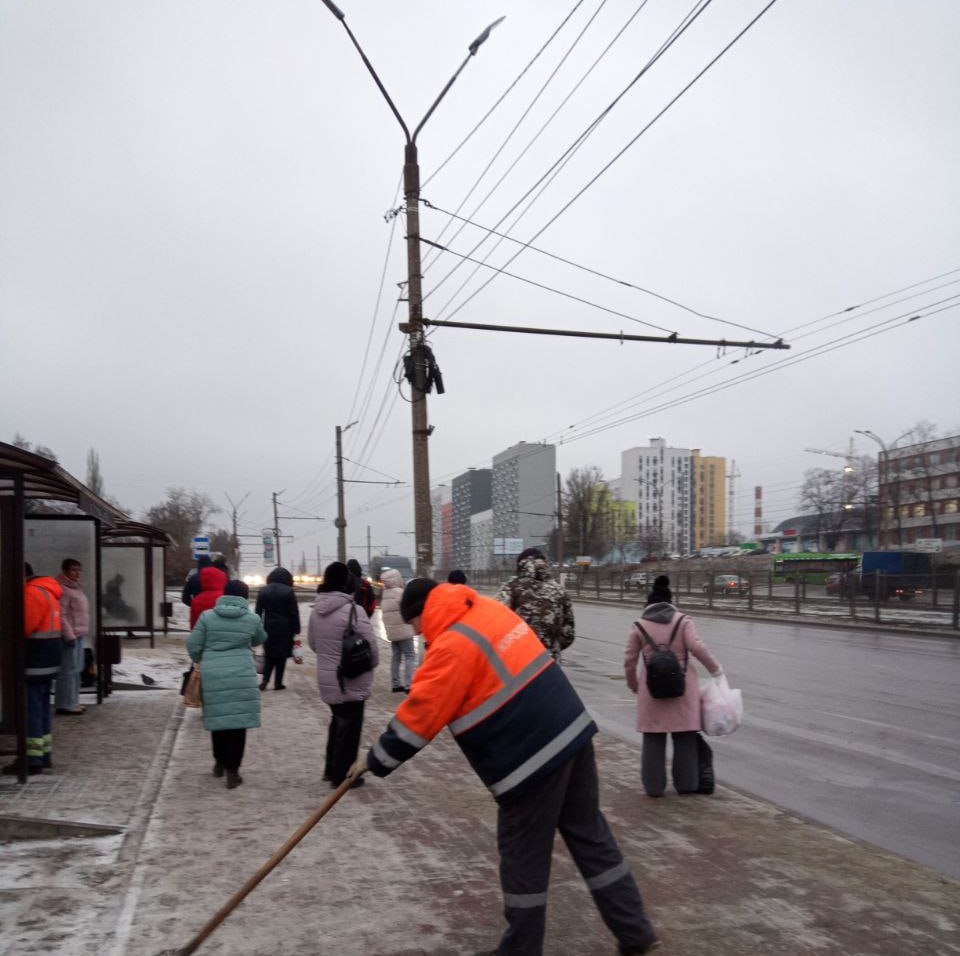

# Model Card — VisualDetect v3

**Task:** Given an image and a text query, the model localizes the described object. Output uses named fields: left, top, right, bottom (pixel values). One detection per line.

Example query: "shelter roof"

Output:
left=0, top=442, right=127, bottom=528
left=101, top=521, right=174, bottom=546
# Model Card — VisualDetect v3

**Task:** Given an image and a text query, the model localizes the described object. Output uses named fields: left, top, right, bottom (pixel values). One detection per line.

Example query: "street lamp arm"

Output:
left=412, top=18, right=504, bottom=144
left=855, top=428, right=886, bottom=451
left=469, top=16, right=505, bottom=56
left=324, top=7, right=411, bottom=142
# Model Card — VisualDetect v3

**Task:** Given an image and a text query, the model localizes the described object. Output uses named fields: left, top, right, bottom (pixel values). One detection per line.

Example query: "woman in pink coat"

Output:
left=624, top=599, right=722, bottom=797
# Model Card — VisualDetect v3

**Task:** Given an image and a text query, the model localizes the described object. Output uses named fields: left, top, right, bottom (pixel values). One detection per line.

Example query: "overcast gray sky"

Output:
left=3, top=0, right=958, bottom=572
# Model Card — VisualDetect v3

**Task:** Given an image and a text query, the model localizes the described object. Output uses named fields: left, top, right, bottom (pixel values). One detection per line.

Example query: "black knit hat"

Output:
left=400, top=578, right=438, bottom=623
left=516, top=547, right=545, bottom=569
left=346, top=558, right=363, bottom=577
left=320, top=561, right=351, bottom=593
left=447, top=569, right=467, bottom=585
left=653, top=574, right=670, bottom=589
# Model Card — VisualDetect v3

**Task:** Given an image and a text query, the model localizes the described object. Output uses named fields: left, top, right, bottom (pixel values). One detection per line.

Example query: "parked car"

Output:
left=702, top=574, right=750, bottom=597
left=623, top=571, right=652, bottom=591
left=825, top=572, right=845, bottom=596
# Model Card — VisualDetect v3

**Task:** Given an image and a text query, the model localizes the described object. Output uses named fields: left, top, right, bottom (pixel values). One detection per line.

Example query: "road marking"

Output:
left=742, top=714, right=960, bottom=784
left=817, top=710, right=958, bottom=745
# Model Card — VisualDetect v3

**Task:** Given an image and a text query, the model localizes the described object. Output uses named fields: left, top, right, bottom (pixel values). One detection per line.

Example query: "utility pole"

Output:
left=272, top=491, right=283, bottom=567
left=320, top=1, right=503, bottom=578
left=556, top=472, right=564, bottom=566
left=336, top=422, right=358, bottom=563
left=726, top=461, right=740, bottom=545
left=225, top=492, right=250, bottom=576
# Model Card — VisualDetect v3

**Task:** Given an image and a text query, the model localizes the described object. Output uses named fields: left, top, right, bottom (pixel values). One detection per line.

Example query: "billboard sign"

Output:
left=493, top=537, right=525, bottom=556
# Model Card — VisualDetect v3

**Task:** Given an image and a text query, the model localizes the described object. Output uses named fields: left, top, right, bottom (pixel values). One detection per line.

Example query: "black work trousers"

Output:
left=324, top=700, right=365, bottom=786
left=496, top=739, right=656, bottom=956
left=211, top=729, right=247, bottom=772
left=261, top=656, right=287, bottom=689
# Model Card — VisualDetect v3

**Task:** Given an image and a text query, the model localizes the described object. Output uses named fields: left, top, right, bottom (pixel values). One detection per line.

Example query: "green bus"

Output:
left=773, top=552, right=859, bottom=583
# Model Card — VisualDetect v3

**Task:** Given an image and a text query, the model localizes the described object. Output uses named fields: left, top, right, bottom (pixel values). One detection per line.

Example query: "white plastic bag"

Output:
left=700, top=674, right=743, bottom=736
left=292, top=639, right=304, bottom=665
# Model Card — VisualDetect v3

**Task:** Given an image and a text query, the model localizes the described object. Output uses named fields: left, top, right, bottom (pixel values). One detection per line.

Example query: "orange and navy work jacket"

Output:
left=24, top=576, right=63, bottom=679
left=368, top=584, right=596, bottom=803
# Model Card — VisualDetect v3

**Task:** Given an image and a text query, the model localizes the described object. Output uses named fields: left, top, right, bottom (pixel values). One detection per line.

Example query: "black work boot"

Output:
left=226, top=770, right=243, bottom=789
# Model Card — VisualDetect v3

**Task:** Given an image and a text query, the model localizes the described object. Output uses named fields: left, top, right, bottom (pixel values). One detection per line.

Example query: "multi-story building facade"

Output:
left=492, top=442, right=556, bottom=561
left=878, top=434, right=960, bottom=549
left=470, top=509, right=494, bottom=572
left=451, top=469, right=491, bottom=571
left=621, top=438, right=694, bottom=556
left=430, top=484, right=453, bottom=572
left=692, top=450, right=727, bottom=550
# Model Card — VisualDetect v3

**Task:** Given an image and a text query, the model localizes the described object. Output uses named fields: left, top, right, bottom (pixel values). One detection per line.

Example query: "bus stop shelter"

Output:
left=0, top=442, right=126, bottom=783
left=100, top=520, right=174, bottom=649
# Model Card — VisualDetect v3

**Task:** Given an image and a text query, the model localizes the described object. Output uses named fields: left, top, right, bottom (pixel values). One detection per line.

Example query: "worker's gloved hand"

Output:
left=346, top=756, right=368, bottom=782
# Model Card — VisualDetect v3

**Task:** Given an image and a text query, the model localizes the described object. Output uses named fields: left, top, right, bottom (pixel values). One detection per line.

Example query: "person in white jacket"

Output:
left=379, top=568, right=417, bottom=692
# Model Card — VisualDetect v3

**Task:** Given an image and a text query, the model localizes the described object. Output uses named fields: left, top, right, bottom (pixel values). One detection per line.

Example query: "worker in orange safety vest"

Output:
left=3, top=564, right=63, bottom=776
left=349, top=579, right=660, bottom=956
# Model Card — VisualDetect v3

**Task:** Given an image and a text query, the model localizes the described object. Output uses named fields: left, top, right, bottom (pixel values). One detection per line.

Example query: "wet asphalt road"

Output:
left=563, top=603, right=960, bottom=879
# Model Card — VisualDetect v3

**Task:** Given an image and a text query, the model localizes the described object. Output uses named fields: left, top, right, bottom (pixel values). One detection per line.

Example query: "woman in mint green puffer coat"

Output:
left=187, top=580, right=267, bottom=789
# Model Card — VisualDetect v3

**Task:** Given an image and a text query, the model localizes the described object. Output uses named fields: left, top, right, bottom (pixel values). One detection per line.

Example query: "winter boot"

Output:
left=226, top=770, right=243, bottom=789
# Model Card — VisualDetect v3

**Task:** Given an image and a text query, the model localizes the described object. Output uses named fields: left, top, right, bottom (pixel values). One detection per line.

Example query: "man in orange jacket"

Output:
left=349, top=579, right=659, bottom=956
left=3, top=564, right=63, bottom=776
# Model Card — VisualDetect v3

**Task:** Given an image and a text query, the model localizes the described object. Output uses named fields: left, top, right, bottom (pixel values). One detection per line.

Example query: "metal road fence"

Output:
left=463, top=566, right=960, bottom=631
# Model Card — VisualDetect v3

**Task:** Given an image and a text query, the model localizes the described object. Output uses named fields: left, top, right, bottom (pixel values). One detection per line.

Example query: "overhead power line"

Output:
left=423, top=0, right=587, bottom=189
left=423, top=0, right=717, bottom=312
left=421, top=199, right=773, bottom=334
left=434, top=0, right=781, bottom=326
left=560, top=301, right=957, bottom=444
left=423, top=0, right=650, bottom=273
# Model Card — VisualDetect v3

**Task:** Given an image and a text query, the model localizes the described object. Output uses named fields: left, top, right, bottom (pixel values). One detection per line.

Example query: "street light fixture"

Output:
left=855, top=428, right=913, bottom=548
left=321, top=3, right=504, bottom=578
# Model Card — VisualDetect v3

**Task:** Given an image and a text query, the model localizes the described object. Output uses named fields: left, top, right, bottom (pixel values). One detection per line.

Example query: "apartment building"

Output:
left=879, top=434, right=960, bottom=549
left=492, top=442, right=556, bottom=560
left=451, top=469, right=491, bottom=571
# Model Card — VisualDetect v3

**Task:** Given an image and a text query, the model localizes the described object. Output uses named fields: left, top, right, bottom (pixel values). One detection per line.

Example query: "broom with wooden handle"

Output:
left=158, top=771, right=365, bottom=956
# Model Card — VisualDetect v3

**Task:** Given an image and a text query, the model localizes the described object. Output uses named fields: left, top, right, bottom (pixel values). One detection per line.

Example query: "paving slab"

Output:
left=0, top=628, right=958, bottom=955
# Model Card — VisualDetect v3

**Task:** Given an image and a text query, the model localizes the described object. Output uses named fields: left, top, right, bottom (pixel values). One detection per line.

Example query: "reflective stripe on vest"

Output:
left=447, top=621, right=553, bottom=736
left=32, top=585, right=60, bottom=640
left=26, top=586, right=62, bottom=677
left=490, top=708, right=594, bottom=798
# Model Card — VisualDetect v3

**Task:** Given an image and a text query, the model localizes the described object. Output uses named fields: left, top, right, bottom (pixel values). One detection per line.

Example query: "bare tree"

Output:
left=562, top=466, right=609, bottom=558
left=12, top=433, right=57, bottom=461
left=209, top=529, right=240, bottom=574
left=637, top=522, right=666, bottom=558
left=86, top=448, right=104, bottom=496
left=798, top=468, right=856, bottom=550
left=144, top=488, right=219, bottom=583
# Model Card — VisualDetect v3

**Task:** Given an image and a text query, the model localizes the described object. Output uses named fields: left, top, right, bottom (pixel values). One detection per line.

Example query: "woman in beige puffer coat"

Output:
left=379, top=568, right=417, bottom=692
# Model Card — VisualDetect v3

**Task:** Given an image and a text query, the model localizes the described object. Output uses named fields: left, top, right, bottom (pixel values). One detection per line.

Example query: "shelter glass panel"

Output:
left=24, top=517, right=98, bottom=615
left=152, top=545, right=165, bottom=626
left=101, top=547, right=147, bottom=628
